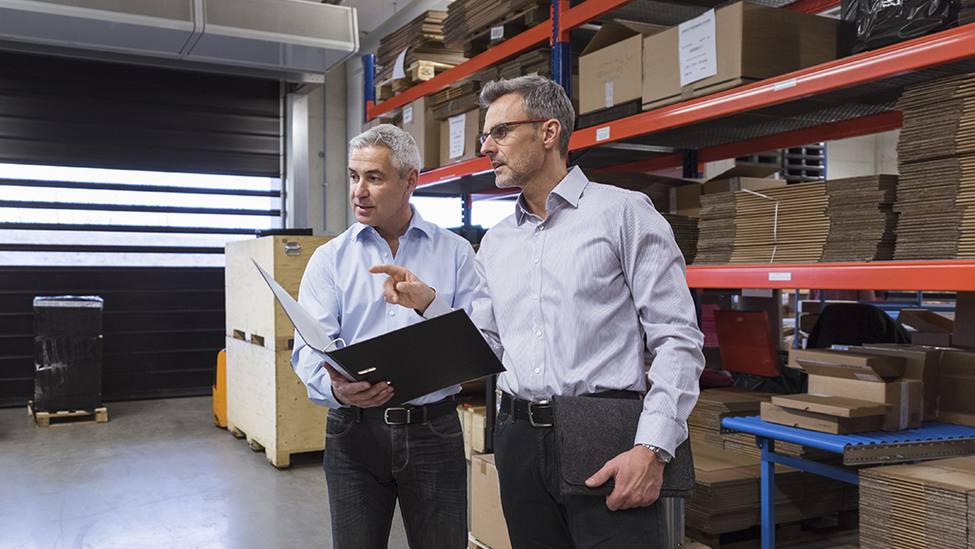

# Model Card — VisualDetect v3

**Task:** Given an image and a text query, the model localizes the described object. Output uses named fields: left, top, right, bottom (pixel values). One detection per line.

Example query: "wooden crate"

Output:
left=225, top=337, right=328, bottom=468
left=225, top=235, right=331, bottom=352
left=224, top=235, right=332, bottom=468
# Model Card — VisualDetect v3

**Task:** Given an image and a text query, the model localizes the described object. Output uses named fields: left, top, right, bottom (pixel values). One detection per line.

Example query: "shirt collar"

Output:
left=351, top=204, right=432, bottom=241
left=514, top=166, right=588, bottom=224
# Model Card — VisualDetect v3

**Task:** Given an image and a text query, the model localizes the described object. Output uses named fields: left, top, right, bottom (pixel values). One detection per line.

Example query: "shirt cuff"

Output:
left=635, top=413, right=687, bottom=458
left=421, top=291, right=453, bottom=319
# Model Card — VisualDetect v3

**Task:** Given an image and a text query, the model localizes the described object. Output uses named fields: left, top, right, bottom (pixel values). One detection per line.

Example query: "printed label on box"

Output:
left=605, top=81, right=614, bottom=108
left=448, top=114, right=466, bottom=159
left=491, top=26, right=504, bottom=40
left=678, top=10, right=717, bottom=88
left=403, top=106, right=413, bottom=125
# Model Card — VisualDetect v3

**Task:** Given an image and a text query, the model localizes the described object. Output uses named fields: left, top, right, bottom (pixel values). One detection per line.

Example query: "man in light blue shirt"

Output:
left=291, top=124, right=477, bottom=549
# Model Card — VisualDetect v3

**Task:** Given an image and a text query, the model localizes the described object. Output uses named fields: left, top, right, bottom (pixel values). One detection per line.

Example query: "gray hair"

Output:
left=479, top=75, right=575, bottom=158
left=349, top=124, right=421, bottom=179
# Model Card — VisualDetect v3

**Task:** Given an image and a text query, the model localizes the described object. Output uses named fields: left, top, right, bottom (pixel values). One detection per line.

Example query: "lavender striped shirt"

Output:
left=429, top=166, right=704, bottom=455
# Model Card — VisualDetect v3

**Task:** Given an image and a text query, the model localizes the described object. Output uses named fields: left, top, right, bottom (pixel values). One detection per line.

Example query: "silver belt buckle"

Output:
left=384, top=407, right=410, bottom=425
left=527, top=400, right=552, bottom=427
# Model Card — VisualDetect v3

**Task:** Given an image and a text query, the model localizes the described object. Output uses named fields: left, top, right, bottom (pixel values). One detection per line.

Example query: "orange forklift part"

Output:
left=213, top=348, right=227, bottom=428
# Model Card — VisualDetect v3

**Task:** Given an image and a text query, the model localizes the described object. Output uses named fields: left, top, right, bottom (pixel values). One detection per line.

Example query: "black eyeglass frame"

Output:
left=477, top=118, right=549, bottom=145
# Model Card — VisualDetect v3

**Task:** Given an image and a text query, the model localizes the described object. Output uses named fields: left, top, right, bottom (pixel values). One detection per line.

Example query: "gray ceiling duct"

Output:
left=0, top=0, right=358, bottom=80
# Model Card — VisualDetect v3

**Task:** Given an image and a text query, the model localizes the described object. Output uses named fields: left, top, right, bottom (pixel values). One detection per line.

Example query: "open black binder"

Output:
left=253, top=259, right=504, bottom=406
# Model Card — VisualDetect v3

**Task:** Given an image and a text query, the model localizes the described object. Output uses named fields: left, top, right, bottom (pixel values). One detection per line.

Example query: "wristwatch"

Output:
left=638, top=444, right=673, bottom=464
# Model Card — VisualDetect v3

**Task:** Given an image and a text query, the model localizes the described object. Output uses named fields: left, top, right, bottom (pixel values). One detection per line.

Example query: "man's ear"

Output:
left=404, top=168, right=419, bottom=193
left=542, top=119, right=561, bottom=152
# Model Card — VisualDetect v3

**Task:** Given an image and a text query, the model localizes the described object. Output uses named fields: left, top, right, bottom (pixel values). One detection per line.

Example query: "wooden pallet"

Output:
left=28, top=401, right=108, bottom=428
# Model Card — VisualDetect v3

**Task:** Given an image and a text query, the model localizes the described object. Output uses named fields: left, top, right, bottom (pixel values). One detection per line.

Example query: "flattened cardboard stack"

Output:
left=694, top=181, right=829, bottom=264
left=687, top=444, right=804, bottom=537
left=376, top=11, right=467, bottom=85
left=443, top=0, right=545, bottom=49
left=662, top=213, right=699, bottom=265
left=694, top=192, right=737, bottom=264
left=497, top=49, right=553, bottom=80
left=860, top=456, right=975, bottom=549
left=729, top=182, right=829, bottom=264
left=688, top=388, right=830, bottom=461
left=821, top=175, right=899, bottom=262
left=894, top=73, right=975, bottom=260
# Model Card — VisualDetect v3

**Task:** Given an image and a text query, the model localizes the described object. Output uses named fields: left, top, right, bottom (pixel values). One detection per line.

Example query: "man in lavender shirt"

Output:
left=372, top=75, right=705, bottom=549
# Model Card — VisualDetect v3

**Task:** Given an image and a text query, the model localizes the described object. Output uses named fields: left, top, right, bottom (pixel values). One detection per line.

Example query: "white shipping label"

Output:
left=392, top=49, right=408, bottom=80
left=678, top=10, right=717, bottom=88
left=768, top=272, right=792, bottom=281
left=491, top=26, right=504, bottom=40
left=595, top=126, right=610, bottom=141
left=403, top=106, right=413, bottom=125
left=448, top=114, right=466, bottom=159
left=605, top=81, right=614, bottom=108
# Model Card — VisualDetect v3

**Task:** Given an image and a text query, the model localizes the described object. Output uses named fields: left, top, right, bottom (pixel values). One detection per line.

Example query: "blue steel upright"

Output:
left=551, top=0, right=572, bottom=100
left=363, top=53, right=376, bottom=124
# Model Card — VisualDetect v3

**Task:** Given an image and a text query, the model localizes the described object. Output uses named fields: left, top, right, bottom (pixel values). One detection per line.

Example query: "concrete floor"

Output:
left=0, top=396, right=858, bottom=549
left=0, top=396, right=410, bottom=549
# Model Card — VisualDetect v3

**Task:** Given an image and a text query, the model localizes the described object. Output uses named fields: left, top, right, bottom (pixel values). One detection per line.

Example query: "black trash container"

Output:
left=33, top=296, right=103, bottom=413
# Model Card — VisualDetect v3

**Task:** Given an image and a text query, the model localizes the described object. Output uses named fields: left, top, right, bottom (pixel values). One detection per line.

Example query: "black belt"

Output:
left=501, top=390, right=642, bottom=428
left=352, top=397, right=456, bottom=426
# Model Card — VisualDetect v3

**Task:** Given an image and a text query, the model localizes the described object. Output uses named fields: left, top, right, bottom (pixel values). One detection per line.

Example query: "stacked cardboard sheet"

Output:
left=687, top=444, right=804, bottom=537
left=688, top=388, right=829, bottom=461
left=894, top=73, right=975, bottom=259
left=694, top=192, right=737, bottom=264
left=376, top=11, right=467, bottom=84
left=443, top=0, right=545, bottom=49
left=860, top=456, right=975, bottom=549
left=694, top=181, right=829, bottom=264
left=497, top=49, right=552, bottom=80
left=662, top=213, right=699, bottom=265
left=821, top=175, right=899, bottom=262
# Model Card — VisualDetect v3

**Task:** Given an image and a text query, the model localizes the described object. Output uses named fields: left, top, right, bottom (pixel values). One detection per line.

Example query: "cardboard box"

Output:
left=898, top=309, right=954, bottom=346
left=850, top=344, right=943, bottom=421
left=642, top=1, right=838, bottom=110
left=761, top=401, right=884, bottom=434
left=440, top=108, right=483, bottom=166
left=954, top=291, right=975, bottom=349
left=788, top=348, right=906, bottom=382
left=578, top=21, right=666, bottom=115
left=702, top=165, right=784, bottom=195
left=401, top=97, right=440, bottom=172
left=771, top=394, right=889, bottom=418
left=471, top=454, right=512, bottom=549
left=362, top=115, right=396, bottom=133
left=937, top=350, right=975, bottom=427
left=670, top=182, right=702, bottom=216
left=807, top=375, right=923, bottom=431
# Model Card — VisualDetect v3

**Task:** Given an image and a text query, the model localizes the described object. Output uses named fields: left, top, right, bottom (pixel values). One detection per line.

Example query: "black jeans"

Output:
left=494, top=408, right=666, bottom=549
left=323, top=407, right=467, bottom=549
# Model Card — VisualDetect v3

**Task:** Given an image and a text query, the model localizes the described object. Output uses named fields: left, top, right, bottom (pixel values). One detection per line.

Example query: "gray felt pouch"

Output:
left=552, top=394, right=695, bottom=498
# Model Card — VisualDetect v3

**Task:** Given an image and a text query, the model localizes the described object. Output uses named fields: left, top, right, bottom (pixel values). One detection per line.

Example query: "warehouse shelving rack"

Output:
left=363, top=4, right=975, bottom=547
left=364, top=0, right=975, bottom=292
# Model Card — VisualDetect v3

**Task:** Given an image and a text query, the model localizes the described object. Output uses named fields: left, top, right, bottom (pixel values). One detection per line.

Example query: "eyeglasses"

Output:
left=478, top=119, right=548, bottom=145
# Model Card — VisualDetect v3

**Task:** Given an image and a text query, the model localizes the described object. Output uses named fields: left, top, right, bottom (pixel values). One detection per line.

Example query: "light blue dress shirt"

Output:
left=291, top=206, right=478, bottom=409
left=426, top=167, right=705, bottom=456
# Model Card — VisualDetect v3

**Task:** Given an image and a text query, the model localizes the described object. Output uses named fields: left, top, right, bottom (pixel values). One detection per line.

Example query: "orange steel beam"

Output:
left=561, top=0, right=638, bottom=33
left=569, top=24, right=975, bottom=151
left=782, top=0, right=841, bottom=13
left=418, top=157, right=493, bottom=188
left=367, top=24, right=551, bottom=120
left=686, top=261, right=975, bottom=291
